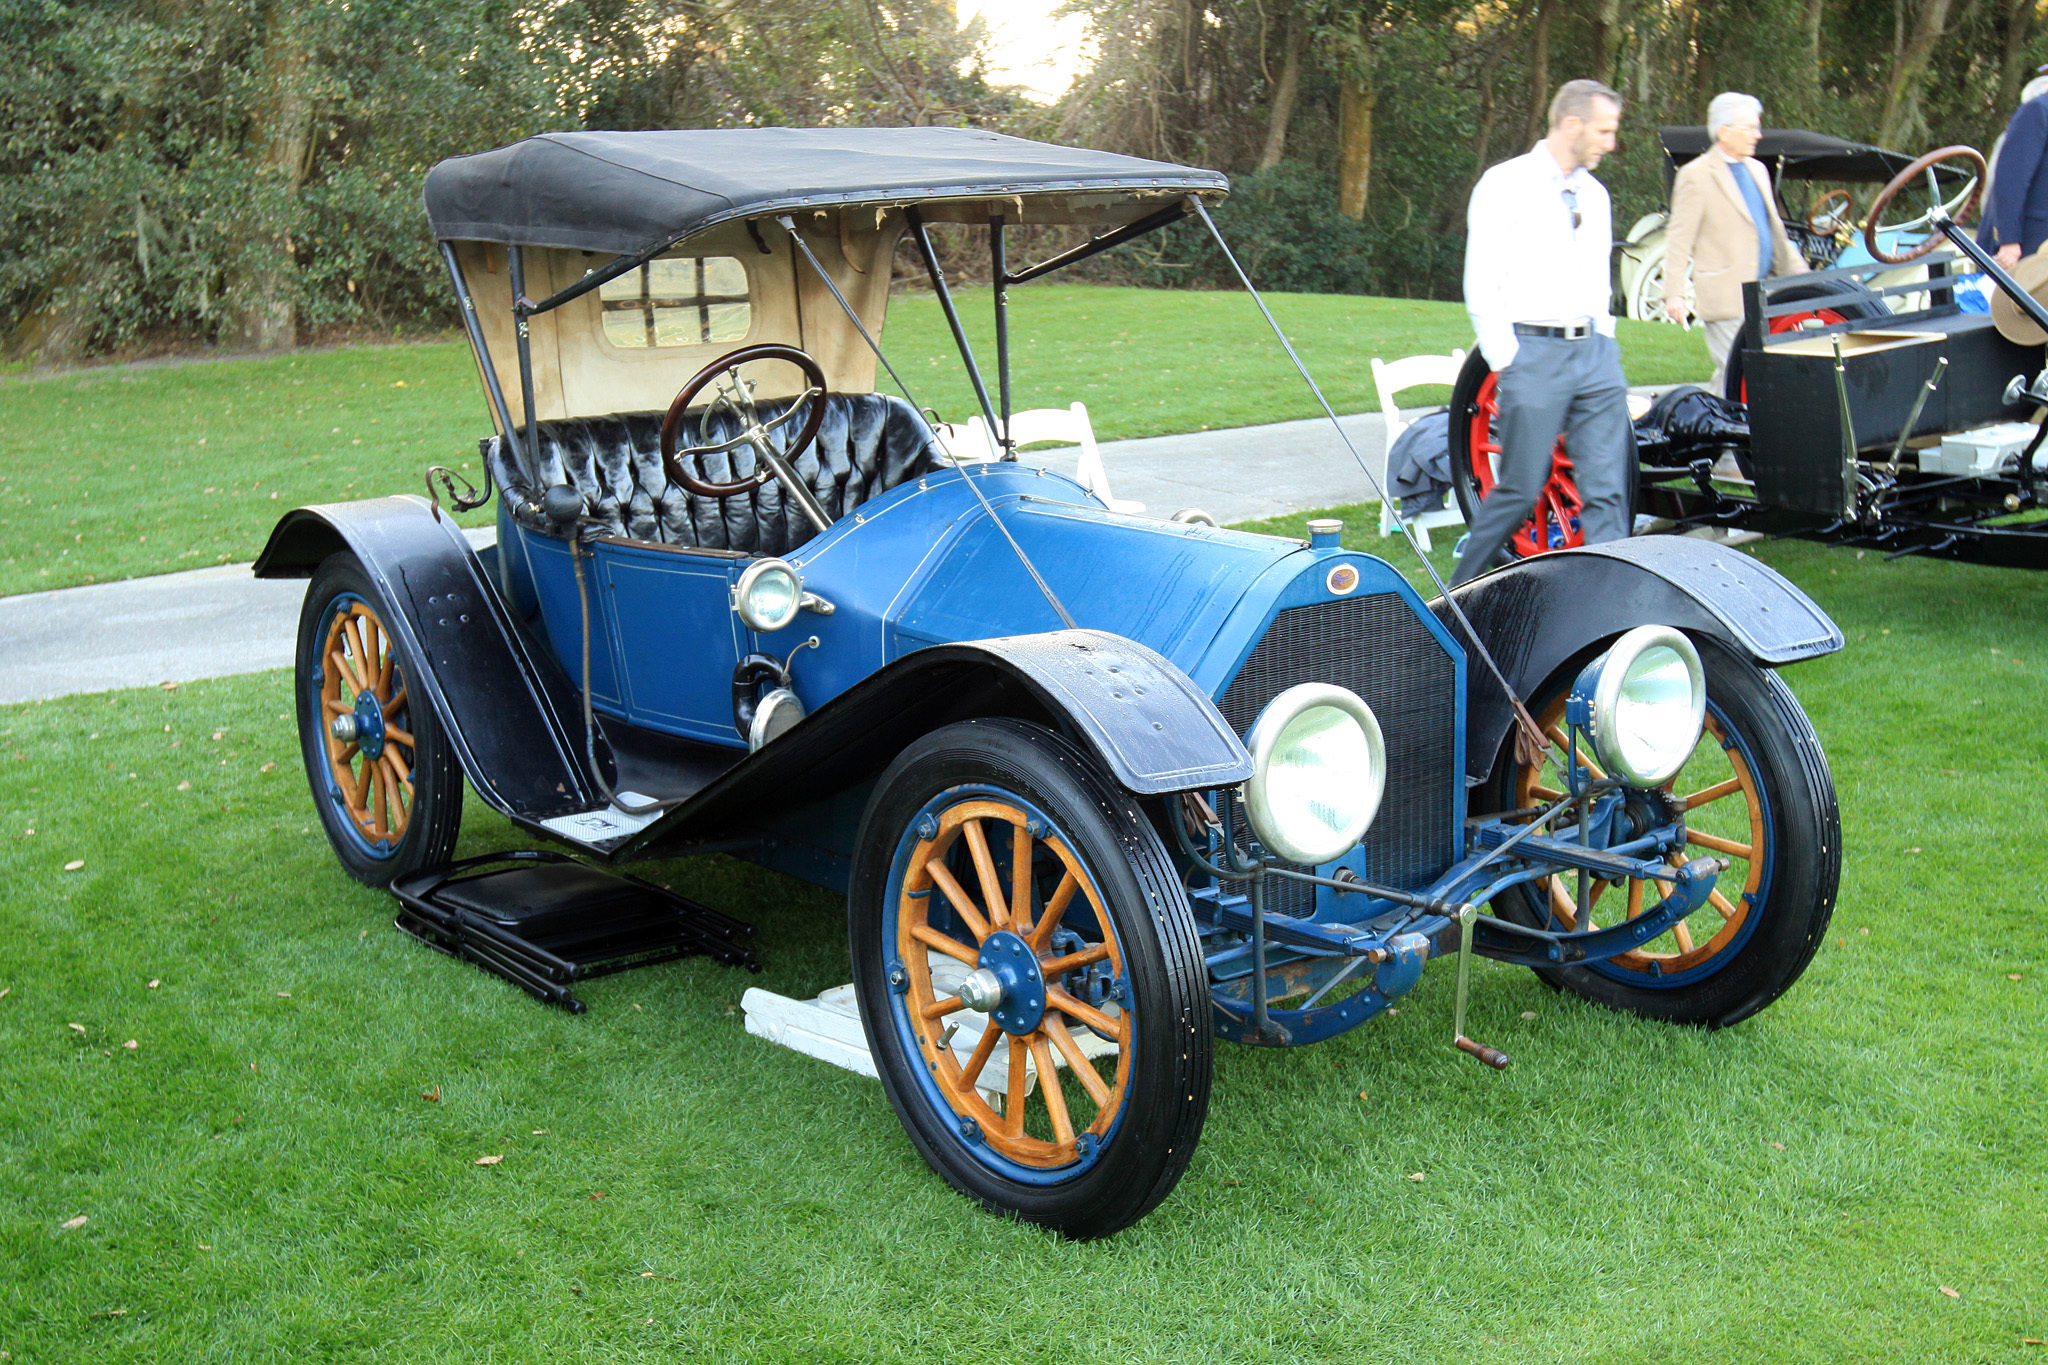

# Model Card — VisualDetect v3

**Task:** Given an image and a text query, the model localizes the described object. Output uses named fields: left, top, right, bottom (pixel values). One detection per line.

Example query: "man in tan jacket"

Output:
left=1663, top=91, right=1808, bottom=394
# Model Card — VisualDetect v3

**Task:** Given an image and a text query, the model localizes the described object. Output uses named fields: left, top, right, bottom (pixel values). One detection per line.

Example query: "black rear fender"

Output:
left=255, top=498, right=603, bottom=819
left=1440, top=536, right=1843, bottom=782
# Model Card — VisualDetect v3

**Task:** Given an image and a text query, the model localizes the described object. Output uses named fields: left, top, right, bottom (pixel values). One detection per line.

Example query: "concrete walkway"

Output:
left=0, top=415, right=1407, bottom=705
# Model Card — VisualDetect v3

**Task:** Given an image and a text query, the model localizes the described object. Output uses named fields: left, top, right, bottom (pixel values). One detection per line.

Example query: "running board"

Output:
left=390, top=850, right=760, bottom=1012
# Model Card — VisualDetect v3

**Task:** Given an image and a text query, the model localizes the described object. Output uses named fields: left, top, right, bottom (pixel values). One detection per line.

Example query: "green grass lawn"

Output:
left=0, top=286, right=1707, bottom=597
left=2, top=531, right=2043, bottom=1363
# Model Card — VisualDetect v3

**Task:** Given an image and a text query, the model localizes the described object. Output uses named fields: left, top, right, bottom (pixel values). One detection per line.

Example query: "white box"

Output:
left=1925, top=421, right=2042, bottom=477
left=742, top=966, right=1116, bottom=1113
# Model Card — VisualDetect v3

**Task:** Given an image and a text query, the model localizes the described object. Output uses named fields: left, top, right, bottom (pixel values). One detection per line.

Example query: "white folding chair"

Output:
left=1372, top=350, right=1468, bottom=552
left=1008, top=402, right=1143, bottom=513
left=932, top=414, right=1001, bottom=464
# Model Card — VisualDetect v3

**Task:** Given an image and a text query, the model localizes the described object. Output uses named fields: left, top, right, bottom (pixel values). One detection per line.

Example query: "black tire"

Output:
left=848, top=718, right=1211, bottom=1240
left=295, top=553, right=463, bottom=886
left=1723, top=277, right=1885, bottom=404
left=1485, top=636, right=1838, bottom=1027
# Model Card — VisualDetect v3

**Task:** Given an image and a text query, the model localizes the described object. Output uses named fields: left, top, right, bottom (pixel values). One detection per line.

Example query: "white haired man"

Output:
left=1455, top=79, right=1634, bottom=588
left=1662, top=91, right=1808, bottom=395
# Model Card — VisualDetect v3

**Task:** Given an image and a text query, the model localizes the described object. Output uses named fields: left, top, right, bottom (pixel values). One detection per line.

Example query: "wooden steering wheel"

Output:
left=1863, top=145, right=1986, bottom=265
left=1807, top=188, right=1853, bottom=233
left=659, top=344, right=827, bottom=498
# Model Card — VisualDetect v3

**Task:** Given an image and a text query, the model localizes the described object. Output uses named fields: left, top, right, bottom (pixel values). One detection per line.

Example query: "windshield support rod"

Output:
left=440, top=243, right=524, bottom=464
left=515, top=238, right=673, bottom=318
left=908, top=208, right=1004, bottom=454
left=508, top=246, right=540, bottom=451
left=991, top=216, right=1012, bottom=449
left=1005, top=202, right=1189, bottom=286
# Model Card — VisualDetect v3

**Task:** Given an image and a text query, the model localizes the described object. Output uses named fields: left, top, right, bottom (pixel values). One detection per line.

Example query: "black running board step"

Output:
left=390, top=850, right=760, bottom=1013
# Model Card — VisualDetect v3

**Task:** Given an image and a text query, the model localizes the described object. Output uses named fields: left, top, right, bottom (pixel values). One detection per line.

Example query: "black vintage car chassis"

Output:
left=1175, top=787, right=1725, bottom=1048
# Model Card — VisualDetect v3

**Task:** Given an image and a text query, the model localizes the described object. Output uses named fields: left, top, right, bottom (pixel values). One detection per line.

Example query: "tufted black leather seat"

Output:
left=486, top=392, right=947, bottom=558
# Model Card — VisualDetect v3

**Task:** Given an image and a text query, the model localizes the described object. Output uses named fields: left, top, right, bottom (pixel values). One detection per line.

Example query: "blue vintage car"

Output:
left=255, top=128, right=1844, bottom=1239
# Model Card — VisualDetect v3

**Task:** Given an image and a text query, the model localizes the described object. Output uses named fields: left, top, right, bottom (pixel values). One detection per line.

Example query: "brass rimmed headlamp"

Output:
left=732, top=559, right=804, bottom=632
left=1566, top=625, right=1706, bottom=787
left=1241, top=683, right=1386, bottom=866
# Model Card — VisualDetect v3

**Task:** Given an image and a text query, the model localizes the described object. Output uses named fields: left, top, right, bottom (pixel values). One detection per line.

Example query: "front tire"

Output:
left=1486, top=637, right=1838, bottom=1026
left=849, top=719, right=1212, bottom=1239
left=295, top=553, right=463, bottom=886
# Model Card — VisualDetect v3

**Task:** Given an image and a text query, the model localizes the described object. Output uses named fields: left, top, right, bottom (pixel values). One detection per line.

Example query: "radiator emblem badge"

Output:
left=1326, top=564, right=1360, bottom=596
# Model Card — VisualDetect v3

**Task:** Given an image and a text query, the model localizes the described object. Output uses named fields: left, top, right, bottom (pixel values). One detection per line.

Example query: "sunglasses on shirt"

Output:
left=1562, top=186, right=1581, bottom=231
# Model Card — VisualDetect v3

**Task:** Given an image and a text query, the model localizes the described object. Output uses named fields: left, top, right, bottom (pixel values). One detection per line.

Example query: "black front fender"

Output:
left=1439, top=536, right=1843, bottom=782
left=621, top=630, right=1252, bottom=861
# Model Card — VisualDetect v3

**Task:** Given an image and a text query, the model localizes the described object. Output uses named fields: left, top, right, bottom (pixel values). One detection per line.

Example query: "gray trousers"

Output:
left=1451, top=333, right=1633, bottom=587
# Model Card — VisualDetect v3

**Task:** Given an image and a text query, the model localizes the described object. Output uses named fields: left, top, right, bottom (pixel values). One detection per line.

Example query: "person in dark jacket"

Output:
left=1980, top=75, right=2048, bottom=268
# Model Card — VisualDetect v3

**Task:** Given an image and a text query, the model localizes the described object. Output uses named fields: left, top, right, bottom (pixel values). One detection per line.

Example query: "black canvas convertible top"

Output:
left=1658, top=126, right=1966, bottom=186
left=424, top=127, right=1229, bottom=257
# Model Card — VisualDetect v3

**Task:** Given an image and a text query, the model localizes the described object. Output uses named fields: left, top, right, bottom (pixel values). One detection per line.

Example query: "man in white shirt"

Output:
left=1453, top=78, right=1633, bottom=587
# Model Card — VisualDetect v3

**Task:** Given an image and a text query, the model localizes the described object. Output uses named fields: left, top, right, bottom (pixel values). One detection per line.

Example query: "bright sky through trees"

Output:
left=958, top=0, right=1092, bottom=102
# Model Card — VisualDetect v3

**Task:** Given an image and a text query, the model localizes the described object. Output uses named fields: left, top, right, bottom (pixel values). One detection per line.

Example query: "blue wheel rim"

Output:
left=879, top=784, right=1132, bottom=1186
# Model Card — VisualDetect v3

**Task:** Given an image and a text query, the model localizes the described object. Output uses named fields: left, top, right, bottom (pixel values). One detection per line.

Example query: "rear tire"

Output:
left=295, top=553, right=462, bottom=887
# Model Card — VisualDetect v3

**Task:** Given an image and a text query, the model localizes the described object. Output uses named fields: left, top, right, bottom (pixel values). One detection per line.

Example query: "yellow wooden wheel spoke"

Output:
left=344, top=616, right=372, bottom=685
left=1044, top=1014, right=1110, bottom=1107
left=958, top=1024, right=1001, bottom=1090
left=925, top=860, right=992, bottom=942
left=1031, top=1036, right=1076, bottom=1147
left=1027, top=871, right=1079, bottom=954
left=382, top=723, right=415, bottom=749
left=331, top=648, right=367, bottom=696
left=1673, top=919, right=1696, bottom=953
left=910, top=923, right=979, bottom=967
left=1046, top=986, right=1123, bottom=1042
left=1708, top=887, right=1741, bottom=921
left=385, top=686, right=408, bottom=717
left=1530, top=783, right=1567, bottom=803
left=1545, top=725, right=1606, bottom=779
left=963, top=818, right=1009, bottom=929
left=1038, top=943, right=1111, bottom=978
left=323, top=698, right=352, bottom=717
left=1626, top=877, right=1645, bottom=920
left=1687, top=828, right=1754, bottom=859
left=1684, top=775, right=1743, bottom=808
left=1009, top=821, right=1035, bottom=939
left=919, top=994, right=965, bottom=1020
left=1005, top=1042, right=1028, bottom=1138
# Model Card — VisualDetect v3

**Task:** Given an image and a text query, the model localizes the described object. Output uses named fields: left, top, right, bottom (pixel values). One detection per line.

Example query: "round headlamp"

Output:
left=1241, top=683, right=1386, bottom=866
left=1568, top=625, right=1706, bottom=787
left=733, top=559, right=803, bottom=633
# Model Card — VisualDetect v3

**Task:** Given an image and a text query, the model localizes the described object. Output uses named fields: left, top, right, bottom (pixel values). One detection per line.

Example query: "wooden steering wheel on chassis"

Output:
left=659, top=344, right=827, bottom=497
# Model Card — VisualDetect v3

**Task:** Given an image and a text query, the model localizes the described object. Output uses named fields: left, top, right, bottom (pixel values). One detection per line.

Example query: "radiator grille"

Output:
left=1218, top=593, right=1460, bottom=913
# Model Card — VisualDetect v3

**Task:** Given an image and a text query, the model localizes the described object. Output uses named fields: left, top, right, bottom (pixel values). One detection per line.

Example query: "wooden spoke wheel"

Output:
left=1449, top=347, right=1588, bottom=562
left=1487, top=637, right=1839, bottom=1027
left=850, top=719, right=1210, bottom=1240
left=295, top=553, right=461, bottom=886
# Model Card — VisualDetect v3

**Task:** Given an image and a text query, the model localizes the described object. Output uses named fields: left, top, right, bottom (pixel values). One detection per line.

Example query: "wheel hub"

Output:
left=352, top=691, right=387, bottom=760
left=976, top=930, right=1046, bottom=1035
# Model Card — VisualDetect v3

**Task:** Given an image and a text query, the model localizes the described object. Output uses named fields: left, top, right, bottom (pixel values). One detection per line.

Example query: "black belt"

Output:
left=1514, top=322, right=1595, bottom=340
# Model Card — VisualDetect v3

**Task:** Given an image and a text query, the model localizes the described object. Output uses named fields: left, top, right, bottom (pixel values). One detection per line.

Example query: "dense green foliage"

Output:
left=0, top=0, right=1016, bottom=363
left=4, top=0, right=2039, bottom=362
left=2, top=534, right=2044, bottom=1361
